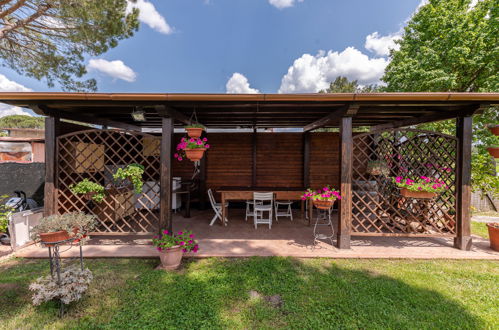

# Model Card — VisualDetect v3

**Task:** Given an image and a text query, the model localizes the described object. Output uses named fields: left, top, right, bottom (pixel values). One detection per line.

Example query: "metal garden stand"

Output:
left=42, top=237, right=84, bottom=317
left=313, top=206, right=335, bottom=247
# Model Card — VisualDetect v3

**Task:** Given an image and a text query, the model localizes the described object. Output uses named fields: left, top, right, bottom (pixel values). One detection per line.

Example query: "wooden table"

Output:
left=217, top=187, right=307, bottom=225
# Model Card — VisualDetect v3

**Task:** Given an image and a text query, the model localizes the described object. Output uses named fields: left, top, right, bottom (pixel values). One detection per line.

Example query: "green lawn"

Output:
left=0, top=258, right=498, bottom=329
left=472, top=221, right=490, bottom=239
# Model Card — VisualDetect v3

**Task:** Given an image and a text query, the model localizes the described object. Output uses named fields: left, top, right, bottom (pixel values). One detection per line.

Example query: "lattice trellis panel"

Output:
left=56, top=129, right=160, bottom=233
left=352, top=129, right=457, bottom=236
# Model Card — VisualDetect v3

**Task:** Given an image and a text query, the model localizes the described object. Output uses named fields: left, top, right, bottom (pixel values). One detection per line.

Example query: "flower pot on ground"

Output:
left=175, top=137, right=210, bottom=162
left=184, top=124, right=205, bottom=138
left=31, top=213, right=97, bottom=246
left=393, top=176, right=446, bottom=200
left=302, top=186, right=341, bottom=210
left=486, top=223, right=499, bottom=251
left=486, top=146, right=499, bottom=158
left=152, top=229, right=199, bottom=270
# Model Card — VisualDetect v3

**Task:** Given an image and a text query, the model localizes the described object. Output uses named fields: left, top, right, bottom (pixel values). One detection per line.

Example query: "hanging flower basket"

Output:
left=487, top=146, right=499, bottom=158
left=488, top=125, right=499, bottom=136
left=184, top=148, right=206, bottom=161
left=486, top=223, right=499, bottom=251
left=400, top=188, right=436, bottom=199
left=175, top=137, right=210, bottom=162
left=185, top=124, right=205, bottom=138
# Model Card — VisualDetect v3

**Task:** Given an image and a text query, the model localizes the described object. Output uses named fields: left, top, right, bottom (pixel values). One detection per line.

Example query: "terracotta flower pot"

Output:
left=158, top=245, right=183, bottom=270
left=83, top=192, right=96, bottom=201
left=313, top=199, right=334, bottom=210
left=486, top=223, right=499, bottom=251
left=487, top=147, right=499, bottom=159
left=488, top=125, right=499, bottom=136
left=39, top=230, right=70, bottom=246
left=184, top=148, right=206, bottom=161
left=400, top=188, right=436, bottom=199
left=72, top=227, right=87, bottom=244
left=185, top=127, right=203, bottom=138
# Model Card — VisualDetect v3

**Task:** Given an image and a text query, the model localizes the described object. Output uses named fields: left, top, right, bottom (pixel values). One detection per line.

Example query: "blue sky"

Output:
left=0, top=0, right=423, bottom=116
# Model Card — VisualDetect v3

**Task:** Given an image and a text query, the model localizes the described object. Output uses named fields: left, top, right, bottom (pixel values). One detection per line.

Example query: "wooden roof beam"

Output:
left=303, top=104, right=359, bottom=132
left=30, top=105, right=142, bottom=131
left=369, top=104, right=487, bottom=133
left=155, top=105, right=193, bottom=125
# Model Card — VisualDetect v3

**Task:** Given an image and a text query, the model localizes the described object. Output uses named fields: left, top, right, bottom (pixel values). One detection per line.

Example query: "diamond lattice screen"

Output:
left=56, top=129, right=160, bottom=233
left=352, top=129, right=457, bottom=236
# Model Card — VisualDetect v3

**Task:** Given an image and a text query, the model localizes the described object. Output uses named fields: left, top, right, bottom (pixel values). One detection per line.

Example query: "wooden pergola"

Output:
left=1, top=92, right=498, bottom=250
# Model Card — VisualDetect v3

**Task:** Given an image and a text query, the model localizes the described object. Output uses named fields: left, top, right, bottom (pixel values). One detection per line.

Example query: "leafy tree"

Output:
left=0, top=115, right=45, bottom=128
left=319, top=76, right=381, bottom=93
left=0, top=0, right=139, bottom=91
left=382, top=0, right=499, bottom=197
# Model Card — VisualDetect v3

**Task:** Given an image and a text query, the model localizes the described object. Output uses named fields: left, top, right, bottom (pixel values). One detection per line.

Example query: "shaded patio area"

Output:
left=15, top=209, right=499, bottom=259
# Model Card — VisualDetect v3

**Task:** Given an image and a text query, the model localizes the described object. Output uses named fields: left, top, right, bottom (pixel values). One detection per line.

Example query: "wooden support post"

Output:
left=252, top=128, right=257, bottom=187
left=338, top=116, right=352, bottom=249
left=199, top=153, right=207, bottom=210
left=160, top=117, right=173, bottom=234
left=44, top=116, right=60, bottom=216
left=303, top=132, right=310, bottom=187
left=454, top=116, right=472, bottom=250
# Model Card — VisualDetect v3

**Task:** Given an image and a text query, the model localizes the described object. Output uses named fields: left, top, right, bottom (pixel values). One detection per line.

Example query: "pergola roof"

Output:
left=1, top=92, right=498, bottom=130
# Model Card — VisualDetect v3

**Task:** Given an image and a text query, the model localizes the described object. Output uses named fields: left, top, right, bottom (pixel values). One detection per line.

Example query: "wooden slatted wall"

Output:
left=256, top=133, right=304, bottom=187
left=309, top=132, right=340, bottom=189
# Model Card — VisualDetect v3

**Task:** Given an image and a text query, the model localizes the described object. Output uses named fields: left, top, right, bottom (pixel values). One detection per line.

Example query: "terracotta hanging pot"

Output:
left=185, top=127, right=203, bottom=138
left=488, top=125, right=499, bottom=136
left=313, top=199, right=334, bottom=210
left=487, top=147, right=499, bottom=158
left=158, top=245, right=184, bottom=270
left=400, top=188, right=436, bottom=199
left=83, top=192, right=96, bottom=201
left=184, top=148, right=206, bottom=161
left=39, top=230, right=71, bottom=246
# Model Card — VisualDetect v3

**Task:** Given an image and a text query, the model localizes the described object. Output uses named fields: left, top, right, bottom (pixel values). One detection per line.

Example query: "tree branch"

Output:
left=0, top=0, right=26, bottom=20
left=0, top=2, right=49, bottom=38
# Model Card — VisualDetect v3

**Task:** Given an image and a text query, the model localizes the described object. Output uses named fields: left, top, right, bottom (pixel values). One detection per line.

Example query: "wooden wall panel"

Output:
left=205, top=133, right=253, bottom=189
left=309, top=132, right=340, bottom=190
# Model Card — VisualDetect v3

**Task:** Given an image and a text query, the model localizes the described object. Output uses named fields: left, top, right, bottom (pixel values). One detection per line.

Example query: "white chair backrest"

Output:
left=207, top=189, right=217, bottom=208
left=254, top=192, right=273, bottom=205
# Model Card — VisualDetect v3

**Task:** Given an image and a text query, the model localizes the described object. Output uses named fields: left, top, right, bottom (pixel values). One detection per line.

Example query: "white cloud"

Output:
left=269, top=0, right=303, bottom=9
left=0, top=74, right=33, bottom=118
left=365, top=31, right=402, bottom=57
left=278, top=47, right=388, bottom=93
left=226, top=73, right=260, bottom=94
left=87, top=59, right=137, bottom=82
left=127, top=0, right=173, bottom=35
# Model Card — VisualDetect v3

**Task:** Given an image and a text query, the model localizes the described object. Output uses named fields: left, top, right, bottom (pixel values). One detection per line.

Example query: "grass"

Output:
left=472, top=221, right=490, bottom=239
left=0, top=258, right=498, bottom=329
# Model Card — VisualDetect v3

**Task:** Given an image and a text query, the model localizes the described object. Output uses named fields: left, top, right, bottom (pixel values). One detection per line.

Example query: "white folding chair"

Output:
left=207, top=189, right=228, bottom=226
left=245, top=200, right=262, bottom=221
left=275, top=200, right=293, bottom=222
left=253, top=192, right=274, bottom=229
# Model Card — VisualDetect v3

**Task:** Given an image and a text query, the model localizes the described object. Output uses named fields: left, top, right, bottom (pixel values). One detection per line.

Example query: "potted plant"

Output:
left=0, top=195, right=13, bottom=245
left=31, top=213, right=97, bottom=246
left=175, top=137, right=210, bottom=162
left=301, top=186, right=341, bottom=210
left=113, top=163, right=145, bottom=194
left=486, top=222, right=499, bottom=251
left=488, top=124, right=499, bottom=136
left=29, top=265, right=93, bottom=306
left=184, top=123, right=205, bottom=138
left=366, top=160, right=390, bottom=176
left=70, top=179, right=106, bottom=203
left=487, top=144, right=499, bottom=159
left=152, top=229, right=199, bottom=270
left=393, top=176, right=447, bottom=199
